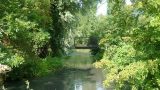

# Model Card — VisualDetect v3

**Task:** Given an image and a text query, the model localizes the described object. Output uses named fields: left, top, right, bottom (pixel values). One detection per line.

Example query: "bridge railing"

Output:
left=74, top=37, right=99, bottom=49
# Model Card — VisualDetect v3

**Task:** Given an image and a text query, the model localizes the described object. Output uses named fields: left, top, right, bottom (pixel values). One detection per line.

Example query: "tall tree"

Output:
left=95, top=0, right=160, bottom=89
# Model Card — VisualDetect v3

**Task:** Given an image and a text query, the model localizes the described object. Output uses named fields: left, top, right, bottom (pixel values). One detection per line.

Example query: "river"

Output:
left=5, top=49, right=113, bottom=90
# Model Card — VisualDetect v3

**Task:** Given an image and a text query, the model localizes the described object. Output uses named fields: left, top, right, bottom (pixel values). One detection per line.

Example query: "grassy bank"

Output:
left=7, top=57, right=63, bottom=80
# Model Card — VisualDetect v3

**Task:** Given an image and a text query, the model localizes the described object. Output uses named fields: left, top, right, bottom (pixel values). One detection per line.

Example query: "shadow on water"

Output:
left=5, top=49, right=113, bottom=90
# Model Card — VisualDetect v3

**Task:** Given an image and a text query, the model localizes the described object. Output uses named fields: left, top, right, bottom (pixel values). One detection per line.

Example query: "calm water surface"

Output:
left=5, top=49, right=113, bottom=90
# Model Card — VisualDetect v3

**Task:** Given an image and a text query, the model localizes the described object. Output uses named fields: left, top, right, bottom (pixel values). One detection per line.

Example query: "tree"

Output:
left=0, top=0, right=51, bottom=68
left=50, top=0, right=98, bottom=56
left=95, top=0, right=160, bottom=89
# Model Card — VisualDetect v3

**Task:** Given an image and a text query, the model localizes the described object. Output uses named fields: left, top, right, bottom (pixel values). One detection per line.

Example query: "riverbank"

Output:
left=4, top=49, right=109, bottom=90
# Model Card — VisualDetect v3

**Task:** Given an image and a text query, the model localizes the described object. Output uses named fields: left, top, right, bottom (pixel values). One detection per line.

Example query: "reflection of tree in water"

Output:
left=61, top=68, right=96, bottom=90
left=5, top=68, right=103, bottom=90
left=5, top=50, right=107, bottom=90
left=61, top=67, right=108, bottom=90
left=74, top=79, right=82, bottom=90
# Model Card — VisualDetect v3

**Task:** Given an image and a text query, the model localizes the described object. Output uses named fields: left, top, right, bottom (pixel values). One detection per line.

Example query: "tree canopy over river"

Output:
left=0, top=0, right=160, bottom=90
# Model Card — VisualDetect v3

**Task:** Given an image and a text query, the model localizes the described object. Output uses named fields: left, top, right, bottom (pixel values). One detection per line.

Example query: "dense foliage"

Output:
left=0, top=0, right=64, bottom=80
left=1, top=0, right=160, bottom=89
left=0, top=0, right=51, bottom=67
left=95, top=0, right=160, bottom=89
left=0, top=0, right=98, bottom=80
left=50, top=0, right=97, bottom=56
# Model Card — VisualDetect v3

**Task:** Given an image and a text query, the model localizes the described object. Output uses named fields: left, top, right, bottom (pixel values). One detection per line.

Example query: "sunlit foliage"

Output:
left=95, top=0, right=160, bottom=89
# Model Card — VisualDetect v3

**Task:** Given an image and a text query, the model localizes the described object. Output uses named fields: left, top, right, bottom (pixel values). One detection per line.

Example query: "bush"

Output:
left=7, top=57, right=63, bottom=80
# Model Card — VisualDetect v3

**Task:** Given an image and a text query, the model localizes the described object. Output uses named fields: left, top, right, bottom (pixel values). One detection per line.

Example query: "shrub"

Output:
left=7, top=57, right=63, bottom=80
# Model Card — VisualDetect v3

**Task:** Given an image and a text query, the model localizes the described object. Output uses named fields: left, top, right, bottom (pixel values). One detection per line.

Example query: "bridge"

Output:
left=74, top=37, right=99, bottom=49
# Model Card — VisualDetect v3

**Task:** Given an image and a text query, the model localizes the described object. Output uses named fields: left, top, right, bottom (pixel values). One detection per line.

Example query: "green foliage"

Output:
left=50, top=0, right=77, bottom=56
left=0, top=0, right=98, bottom=81
left=0, top=0, right=57, bottom=81
left=0, top=0, right=51, bottom=66
left=74, top=5, right=104, bottom=60
left=8, top=57, right=63, bottom=80
left=49, top=0, right=98, bottom=56
left=95, top=0, right=160, bottom=89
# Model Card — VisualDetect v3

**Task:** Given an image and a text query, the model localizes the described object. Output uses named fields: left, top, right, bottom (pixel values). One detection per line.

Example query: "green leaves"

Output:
left=7, top=53, right=24, bottom=67
left=0, top=0, right=52, bottom=69
left=150, top=16, right=160, bottom=27
left=94, top=0, right=160, bottom=89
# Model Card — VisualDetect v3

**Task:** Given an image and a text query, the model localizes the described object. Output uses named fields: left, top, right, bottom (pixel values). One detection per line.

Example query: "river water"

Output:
left=5, top=49, right=113, bottom=90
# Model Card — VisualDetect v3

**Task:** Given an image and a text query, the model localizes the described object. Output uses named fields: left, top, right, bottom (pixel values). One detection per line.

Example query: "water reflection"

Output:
left=96, top=79, right=106, bottom=89
left=74, top=79, right=82, bottom=90
left=5, top=49, right=112, bottom=90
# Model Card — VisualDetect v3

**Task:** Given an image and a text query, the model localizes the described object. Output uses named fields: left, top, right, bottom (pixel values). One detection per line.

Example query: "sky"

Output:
left=96, top=0, right=107, bottom=16
left=96, top=0, right=132, bottom=16
left=125, top=0, right=132, bottom=5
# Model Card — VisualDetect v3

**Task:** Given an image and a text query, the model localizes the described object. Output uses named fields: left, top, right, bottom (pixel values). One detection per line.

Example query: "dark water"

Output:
left=5, top=49, right=113, bottom=90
